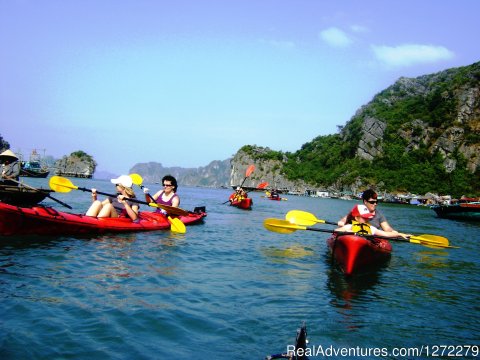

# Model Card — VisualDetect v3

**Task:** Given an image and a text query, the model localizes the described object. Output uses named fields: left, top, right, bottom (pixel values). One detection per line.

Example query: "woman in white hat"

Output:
left=86, top=175, right=139, bottom=221
left=0, top=149, right=21, bottom=185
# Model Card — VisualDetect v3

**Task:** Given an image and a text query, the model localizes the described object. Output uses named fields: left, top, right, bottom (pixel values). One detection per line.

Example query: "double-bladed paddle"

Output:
left=240, top=164, right=255, bottom=188
left=49, top=176, right=186, bottom=233
left=263, top=218, right=458, bottom=249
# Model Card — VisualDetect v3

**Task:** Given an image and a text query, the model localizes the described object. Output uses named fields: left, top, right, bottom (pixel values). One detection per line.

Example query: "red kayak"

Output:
left=327, top=234, right=392, bottom=275
left=228, top=194, right=252, bottom=210
left=0, top=202, right=206, bottom=236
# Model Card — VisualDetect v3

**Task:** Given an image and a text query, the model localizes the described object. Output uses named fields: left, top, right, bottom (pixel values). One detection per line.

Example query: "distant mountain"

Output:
left=129, top=159, right=231, bottom=187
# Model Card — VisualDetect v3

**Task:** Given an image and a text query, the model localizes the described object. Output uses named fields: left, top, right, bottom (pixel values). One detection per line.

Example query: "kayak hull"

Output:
left=229, top=195, right=252, bottom=210
left=327, top=234, right=392, bottom=276
left=0, top=202, right=206, bottom=236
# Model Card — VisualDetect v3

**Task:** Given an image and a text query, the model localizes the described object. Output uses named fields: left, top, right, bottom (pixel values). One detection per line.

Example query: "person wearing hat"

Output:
left=229, top=185, right=247, bottom=204
left=86, top=175, right=139, bottom=221
left=0, top=149, right=21, bottom=185
left=335, top=204, right=409, bottom=239
left=337, top=189, right=395, bottom=231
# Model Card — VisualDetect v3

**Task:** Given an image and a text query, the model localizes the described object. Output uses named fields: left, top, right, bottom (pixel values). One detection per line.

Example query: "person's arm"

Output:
left=374, top=228, right=409, bottom=239
left=379, top=220, right=395, bottom=232
left=337, top=215, right=347, bottom=226
left=119, top=196, right=138, bottom=221
left=171, top=194, right=180, bottom=207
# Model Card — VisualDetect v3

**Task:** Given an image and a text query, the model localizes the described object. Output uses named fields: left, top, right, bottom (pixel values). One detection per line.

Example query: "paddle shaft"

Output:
left=4, top=176, right=72, bottom=209
left=272, top=222, right=428, bottom=245
left=79, top=186, right=189, bottom=216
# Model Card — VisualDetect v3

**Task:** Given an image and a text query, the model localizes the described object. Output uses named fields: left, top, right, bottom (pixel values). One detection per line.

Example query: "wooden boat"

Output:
left=0, top=202, right=206, bottom=236
left=327, top=234, right=392, bottom=276
left=431, top=201, right=480, bottom=221
left=0, top=184, right=52, bottom=206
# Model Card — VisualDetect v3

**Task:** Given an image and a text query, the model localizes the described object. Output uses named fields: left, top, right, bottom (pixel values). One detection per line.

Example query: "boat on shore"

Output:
left=0, top=184, right=53, bottom=206
left=327, top=234, right=392, bottom=276
left=0, top=202, right=206, bottom=236
left=431, top=200, right=480, bottom=221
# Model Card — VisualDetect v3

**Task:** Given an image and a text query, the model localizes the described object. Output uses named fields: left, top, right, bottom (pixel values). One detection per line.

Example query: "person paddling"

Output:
left=143, top=175, right=180, bottom=214
left=338, top=189, right=396, bottom=231
left=86, top=175, right=139, bottom=221
left=336, top=204, right=409, bottom=239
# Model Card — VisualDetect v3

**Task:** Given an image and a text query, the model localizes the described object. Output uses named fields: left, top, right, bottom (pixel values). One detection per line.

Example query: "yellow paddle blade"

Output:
left=263, top=218, right=306, bottom=234
left=168, top=216, right=186, bottom=233
left=129, top=173, right=143, bottom=186
left=49, top=176, right=78, bottom=193
left=409, top=234, right=455, bottom=248
left=285, top=210, right=326, bottom=226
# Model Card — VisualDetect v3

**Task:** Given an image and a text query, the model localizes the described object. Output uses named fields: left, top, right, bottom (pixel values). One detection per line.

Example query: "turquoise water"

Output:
left=1, top=178, right=479, bottom=359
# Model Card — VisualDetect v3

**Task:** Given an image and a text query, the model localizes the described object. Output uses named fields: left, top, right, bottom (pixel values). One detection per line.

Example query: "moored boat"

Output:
left=0, top=202, right=206, bottom=236
left=327, top=234, right=392, bottom=276
left=20, top=162, right=50, bottom=178
left=431, top=201, right=480, bottom=221
left=0, top=184, right=53, bottom=206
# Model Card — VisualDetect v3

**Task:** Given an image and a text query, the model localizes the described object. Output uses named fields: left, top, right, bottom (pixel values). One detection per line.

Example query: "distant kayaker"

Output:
left=86, top=175, right=139, bottom=221
left=335, top=205, right=409, bottom=239
left=270, top=189, right=280, bottom=199
left=0, top=149, right=21, bottom=186
left=229, top=186, right=247, bottom=204
left=337, top=189, right=396, bottom=231
left=143, top=175, right=180, bottom=213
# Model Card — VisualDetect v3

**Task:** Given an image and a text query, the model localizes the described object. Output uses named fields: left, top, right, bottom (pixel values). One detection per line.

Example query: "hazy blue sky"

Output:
left=1, top=0, right=478, bottom=175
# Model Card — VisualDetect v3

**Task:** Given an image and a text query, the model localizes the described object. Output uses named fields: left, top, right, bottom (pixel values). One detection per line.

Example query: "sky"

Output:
left=1, top=0, right=479, bottom=176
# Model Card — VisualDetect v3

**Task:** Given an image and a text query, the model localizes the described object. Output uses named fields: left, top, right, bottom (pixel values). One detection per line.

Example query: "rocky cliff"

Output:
left=229, top=61, right=480, bottom=196
left=54, top=151, right=97, bottom=178
left=346, top=64, right=480, bottom=173
left=129, top=159, right=230, bottom=187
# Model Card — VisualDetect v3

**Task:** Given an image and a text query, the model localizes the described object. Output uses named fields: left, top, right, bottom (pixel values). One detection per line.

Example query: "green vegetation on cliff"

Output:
left=244, top=62, right=480, bottom=197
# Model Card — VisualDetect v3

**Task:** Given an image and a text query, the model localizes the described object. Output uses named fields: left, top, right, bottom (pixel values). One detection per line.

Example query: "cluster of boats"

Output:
left=431, top=198, right=480, bottom=221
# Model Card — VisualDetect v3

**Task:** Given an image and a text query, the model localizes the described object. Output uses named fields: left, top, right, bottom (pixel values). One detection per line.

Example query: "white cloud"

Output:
left=371, top=44, right=455, bottom=68
left=350, top=25, right=368, bottom=33
left=319, top=27, right=353, bottom=48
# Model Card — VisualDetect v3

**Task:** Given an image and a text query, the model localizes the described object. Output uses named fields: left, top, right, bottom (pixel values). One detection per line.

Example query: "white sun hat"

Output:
left=110, top=175, right=133, bottom=188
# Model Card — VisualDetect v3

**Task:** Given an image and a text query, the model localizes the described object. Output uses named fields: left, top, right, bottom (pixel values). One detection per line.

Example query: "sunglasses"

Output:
left=366, top=200, right=378, bottom=204
left=163, top=184, right=173, bottom=187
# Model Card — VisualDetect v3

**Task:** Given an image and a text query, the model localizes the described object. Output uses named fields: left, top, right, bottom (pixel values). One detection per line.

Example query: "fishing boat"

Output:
left=431, top=200, right=480, bottom=221
left=327, top=234, right=392, bottom=276
left=20, top=150, right=50, bottom=178
left=0, top=184, right=53, bottom=206
left=0, top=202, right=206, bottom=236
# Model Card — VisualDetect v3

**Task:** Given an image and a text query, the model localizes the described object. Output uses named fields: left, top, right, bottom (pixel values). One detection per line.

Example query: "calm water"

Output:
left=1, top=178, right=479, bottom=359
